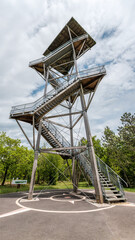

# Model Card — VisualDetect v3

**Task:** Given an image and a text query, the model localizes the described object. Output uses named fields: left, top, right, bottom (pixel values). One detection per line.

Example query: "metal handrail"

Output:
left=10, top=66, right=106, bottom=115
left=29, top=34, right=88, bottom=67
left=96, top=156, right=128, bottom=186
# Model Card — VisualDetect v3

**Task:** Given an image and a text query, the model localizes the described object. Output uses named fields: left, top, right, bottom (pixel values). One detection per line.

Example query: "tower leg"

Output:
left=69, top=96, right=78, bottom=193
left=28, top=150, right=39, bottom=200
left=28, top=120, right=42, bottom=200
left=80, top=85, right=103, bottom=203
left=72, top=156, right=77, bottom=193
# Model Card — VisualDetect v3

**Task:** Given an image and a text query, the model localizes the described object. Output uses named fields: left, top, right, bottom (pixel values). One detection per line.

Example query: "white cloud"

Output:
left=0, top=0, right=135, bottom=147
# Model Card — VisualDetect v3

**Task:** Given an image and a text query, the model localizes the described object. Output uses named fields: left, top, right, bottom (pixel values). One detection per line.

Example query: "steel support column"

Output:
left=69, top=96, right=77, bottom=193
left=43, top=64, right=49, bottom=97
left=80, top=84, right=103, bottom=203
left=28, top=120, right=42, bottom=200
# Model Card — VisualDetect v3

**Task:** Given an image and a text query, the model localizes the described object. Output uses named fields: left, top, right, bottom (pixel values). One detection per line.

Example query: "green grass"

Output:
left=124, top=188, right=135, bottom=192
left=1, top=182, right=134, bottom=195
left=0, top=181, right=93, bottom=194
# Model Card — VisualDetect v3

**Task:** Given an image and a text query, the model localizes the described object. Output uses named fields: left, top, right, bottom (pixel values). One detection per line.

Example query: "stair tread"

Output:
left=107, top=197, right=126, bottom=202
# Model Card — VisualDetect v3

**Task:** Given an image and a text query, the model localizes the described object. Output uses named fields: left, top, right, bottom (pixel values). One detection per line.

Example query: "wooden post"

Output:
left=69, top=96, right=77, bottom=193
left=80, top=84, right=103, bottom=203
left=28, top=120, right=42, bottom=200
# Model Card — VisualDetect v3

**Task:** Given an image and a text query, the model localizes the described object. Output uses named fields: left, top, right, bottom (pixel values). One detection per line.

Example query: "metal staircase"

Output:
left=38, top=119, right=127, bottom=203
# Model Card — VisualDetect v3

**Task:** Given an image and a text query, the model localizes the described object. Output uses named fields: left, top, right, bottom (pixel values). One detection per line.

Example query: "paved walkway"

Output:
left=0, top=190, right=135, bottom=240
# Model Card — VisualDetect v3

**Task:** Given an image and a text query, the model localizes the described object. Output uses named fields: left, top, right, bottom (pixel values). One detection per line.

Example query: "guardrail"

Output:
left=96, top=156, right=128, bottom=197
left=10, top=66, right=106, bottom=116
left=29, top=34, right=88, bottom=67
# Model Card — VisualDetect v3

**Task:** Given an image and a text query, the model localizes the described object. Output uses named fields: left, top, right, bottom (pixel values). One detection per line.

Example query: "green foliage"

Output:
left=37, top=153, right=65, bottom=185
left=102, top=112, right=135, bottom=187
left=79, top=136, right=105, bottom=160
left=0, top=132, right=34, bottom=185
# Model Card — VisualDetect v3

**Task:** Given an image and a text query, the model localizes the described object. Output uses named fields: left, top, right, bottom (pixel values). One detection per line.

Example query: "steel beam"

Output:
left=33, top=115, right=35, bottom=150
left=43, top=111, right=82, bottom=120
left=40, top=150, right=71, bottom=157
left=69, top=96, right=77, bottom=193
left=86, top=78, right=102, bottom=110
left=80, top=84, right=103, bottom=203
left=28, top=120, right=42, bottom=200
left=72, top=113, right=83, bottom=128
left=67, top=26, right=78, bottom=76
left=44, top=64, right=49, bottom=97
left=45, top=119, right=69, bottom=129
left=44, top=146, right=86, bottom=151
left=16, top=120, right=33, bottom=149
left=77, top=39, right=86, bottom=57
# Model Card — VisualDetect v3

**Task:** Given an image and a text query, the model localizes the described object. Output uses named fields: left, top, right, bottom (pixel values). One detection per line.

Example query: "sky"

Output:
left=0, top=0, right=135, bottom=147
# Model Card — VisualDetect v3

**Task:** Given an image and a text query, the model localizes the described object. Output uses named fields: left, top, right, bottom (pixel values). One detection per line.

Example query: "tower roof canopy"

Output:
left=43, top=17, right=96, bottom=56
left=29, top=17, right=96, bottom=76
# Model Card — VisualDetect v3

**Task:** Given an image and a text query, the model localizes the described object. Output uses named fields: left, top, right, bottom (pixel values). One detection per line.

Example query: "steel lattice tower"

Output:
left=10, top=18, right=127, bottom=203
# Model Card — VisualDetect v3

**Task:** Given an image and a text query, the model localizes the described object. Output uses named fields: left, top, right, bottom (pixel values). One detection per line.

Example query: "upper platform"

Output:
left=29, top=17, right=96, bottom=76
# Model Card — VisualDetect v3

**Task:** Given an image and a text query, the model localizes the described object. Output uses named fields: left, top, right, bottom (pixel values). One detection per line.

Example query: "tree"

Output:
left=0, top=132, right=21, bottom=185
left=37, top=153, right=64, bottom=185
left=79, top=136, right=106, bottom=160
left=102, top=112, right=135, bottom=187
left=0, top=132, right=34, bottom=185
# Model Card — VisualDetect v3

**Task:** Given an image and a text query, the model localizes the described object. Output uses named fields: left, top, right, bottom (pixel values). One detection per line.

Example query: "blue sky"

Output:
left=0, top=0, right=135, bottom=147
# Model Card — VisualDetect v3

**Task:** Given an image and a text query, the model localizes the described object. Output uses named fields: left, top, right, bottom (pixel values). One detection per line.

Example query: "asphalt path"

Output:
left=0, top=190, right=135, bottom=240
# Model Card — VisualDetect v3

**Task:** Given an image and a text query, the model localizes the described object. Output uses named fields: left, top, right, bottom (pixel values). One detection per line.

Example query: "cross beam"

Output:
left=43, top=146, right=86, bottom=151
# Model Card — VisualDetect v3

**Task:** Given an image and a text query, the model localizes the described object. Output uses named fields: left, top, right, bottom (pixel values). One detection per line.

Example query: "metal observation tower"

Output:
left=10, top=18, right=127, bottom=203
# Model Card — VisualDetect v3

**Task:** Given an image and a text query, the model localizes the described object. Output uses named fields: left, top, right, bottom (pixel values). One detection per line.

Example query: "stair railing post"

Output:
left=106, top=165, right=110, bottom=182
left=117, top=175, right=124, bottom=196
left=97, top=157, right=101, bottom=172
left=80, top=84, right=103, bottom=203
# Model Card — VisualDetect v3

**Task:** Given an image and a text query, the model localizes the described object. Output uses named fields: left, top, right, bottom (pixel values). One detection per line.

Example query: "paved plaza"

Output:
left=0, top=190, right=135, bottom=240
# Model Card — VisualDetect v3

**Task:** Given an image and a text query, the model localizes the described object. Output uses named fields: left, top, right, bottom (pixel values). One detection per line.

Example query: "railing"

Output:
left=96, top=156, right=128, bottom=197
left=29, top=34, right=88, bottom=67
left=10, top=66, right=106, bottom=116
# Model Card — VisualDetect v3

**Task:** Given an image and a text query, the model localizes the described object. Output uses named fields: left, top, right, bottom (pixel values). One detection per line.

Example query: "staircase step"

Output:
left=101, top=184, right=113, bottom=187
left=106, top=193, right=122, bottom=197
left=104, top=186, right=116, bottom=190
left=100, top=180, right=110, bottom=183
left=104, top=190, right=119, bottom=193
left=106, top=197, right=126, bottom=203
